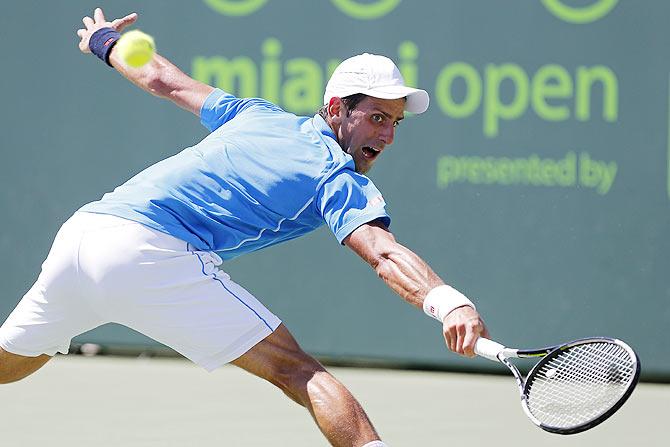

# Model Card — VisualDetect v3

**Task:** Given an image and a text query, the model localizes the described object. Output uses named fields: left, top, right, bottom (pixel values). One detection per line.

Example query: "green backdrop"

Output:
left=1, top=0, right=667, bottom=380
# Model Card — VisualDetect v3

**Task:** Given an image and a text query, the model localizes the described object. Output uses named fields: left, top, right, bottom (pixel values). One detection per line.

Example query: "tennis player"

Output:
left=0, top=8, right=489, bottom=447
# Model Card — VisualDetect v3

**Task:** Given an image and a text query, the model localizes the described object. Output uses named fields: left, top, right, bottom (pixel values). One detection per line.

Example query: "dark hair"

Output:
left=318, top=93, right=368, bottom=120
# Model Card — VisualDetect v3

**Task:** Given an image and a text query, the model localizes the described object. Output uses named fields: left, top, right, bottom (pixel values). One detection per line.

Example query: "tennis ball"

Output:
left=115, top=30, right=155, bottom=68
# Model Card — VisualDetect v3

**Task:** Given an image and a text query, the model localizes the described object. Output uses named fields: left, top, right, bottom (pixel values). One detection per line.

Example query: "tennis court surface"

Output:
left=1, top=354, right=666, bottom=446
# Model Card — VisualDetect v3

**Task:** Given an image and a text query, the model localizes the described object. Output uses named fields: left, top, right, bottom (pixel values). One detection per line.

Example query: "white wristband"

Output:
left=423, top=285, right=475, bottom=322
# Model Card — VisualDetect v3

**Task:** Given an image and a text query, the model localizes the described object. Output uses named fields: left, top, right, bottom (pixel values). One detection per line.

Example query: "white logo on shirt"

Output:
left=369, top=195, right=385, bottom=207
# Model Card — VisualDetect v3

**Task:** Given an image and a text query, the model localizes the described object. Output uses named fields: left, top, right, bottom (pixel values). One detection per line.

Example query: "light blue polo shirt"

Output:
left=80, top=89, right=390, bottom=260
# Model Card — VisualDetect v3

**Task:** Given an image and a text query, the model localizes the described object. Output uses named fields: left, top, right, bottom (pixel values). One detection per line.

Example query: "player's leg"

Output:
left=231, top=324, right=382, bottom=447
left=0, top=349, right=51, bottom=384
left=0, top=213, right=110, bottom=384
left=98, top=228, right=383, bottom=447
left=91, top=223, right=384, bottom=446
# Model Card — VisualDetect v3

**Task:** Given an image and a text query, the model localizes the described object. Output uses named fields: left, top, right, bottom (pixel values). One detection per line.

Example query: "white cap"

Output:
left=323, top=53, right=430, bottom=114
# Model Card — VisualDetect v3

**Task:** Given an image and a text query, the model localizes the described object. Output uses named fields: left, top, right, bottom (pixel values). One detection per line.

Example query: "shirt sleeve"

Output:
left=200, top=89, right=285, bottom=132
left=199, top=89, right=247, bottom=132
left=316, top=170, right=391, bottom=244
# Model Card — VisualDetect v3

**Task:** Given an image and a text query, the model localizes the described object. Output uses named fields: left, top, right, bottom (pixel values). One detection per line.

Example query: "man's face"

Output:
left=332, top=96, right=405, bottom=174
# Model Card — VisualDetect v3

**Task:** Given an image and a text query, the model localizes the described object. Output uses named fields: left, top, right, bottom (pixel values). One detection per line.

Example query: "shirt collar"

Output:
left=312, top=114, right=337, bottom=140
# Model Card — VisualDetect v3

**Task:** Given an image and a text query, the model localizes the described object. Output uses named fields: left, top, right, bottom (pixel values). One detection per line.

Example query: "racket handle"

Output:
left=474, top=337, right=506, bottom=362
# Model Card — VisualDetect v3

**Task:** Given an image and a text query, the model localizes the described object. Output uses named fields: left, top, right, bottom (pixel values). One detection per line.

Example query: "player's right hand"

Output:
left=442, top=306, right=489, bottom=358
left=76, top=7, right=137, bottom=54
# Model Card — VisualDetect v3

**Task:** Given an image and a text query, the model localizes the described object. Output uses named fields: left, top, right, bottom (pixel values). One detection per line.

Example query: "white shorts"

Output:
left=0, top=212, right=281, bottom=371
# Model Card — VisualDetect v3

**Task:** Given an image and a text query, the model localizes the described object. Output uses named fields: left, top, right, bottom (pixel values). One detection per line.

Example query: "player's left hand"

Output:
left=442, top=306, right=489, bottom=357
left=76, top=7, right=138, bottom=54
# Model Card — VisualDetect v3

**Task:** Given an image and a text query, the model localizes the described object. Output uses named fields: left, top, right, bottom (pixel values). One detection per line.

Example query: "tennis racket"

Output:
left=474, top=336, right=640, bottom=435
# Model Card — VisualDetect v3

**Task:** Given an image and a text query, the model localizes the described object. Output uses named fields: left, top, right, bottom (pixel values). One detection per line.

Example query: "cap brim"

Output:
left=361, top=86, right=430, bottom=114
left=325, top=86, right=430, bottom=114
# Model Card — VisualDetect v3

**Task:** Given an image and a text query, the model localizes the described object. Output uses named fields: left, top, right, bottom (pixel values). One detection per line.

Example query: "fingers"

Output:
left=462, top=324, right=479, bottom=357
left=112, top=13, right=138, bottom=32
left=93, top=7, right=105, bottom=23
left=463, top=316, right=488, bottom=357
left=444, top=327, right=455, bottom=352
left=78, top=8, right=114, bottom=55
left=455, top=322, right=466, bottom=354
left=81, top=8, right=136, bottom=32
left=82, top=16, right=94, bottom=29
left=443, top=307, right=487, bottom=358
left=453, top=319, right=478, bottom=357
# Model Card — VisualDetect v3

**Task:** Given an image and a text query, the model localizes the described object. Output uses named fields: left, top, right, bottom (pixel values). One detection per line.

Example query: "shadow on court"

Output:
left=0, top=355, right=666, bottom=446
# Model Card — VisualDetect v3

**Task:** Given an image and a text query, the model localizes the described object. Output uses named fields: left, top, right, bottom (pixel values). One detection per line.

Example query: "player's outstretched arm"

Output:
left=76, top=7, right=214, bottom=116
left=344, top=220, right=489, bottom=357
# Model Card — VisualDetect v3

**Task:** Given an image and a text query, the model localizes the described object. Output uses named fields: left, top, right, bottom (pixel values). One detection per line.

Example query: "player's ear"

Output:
left=327, top=97, right=344, bottom=124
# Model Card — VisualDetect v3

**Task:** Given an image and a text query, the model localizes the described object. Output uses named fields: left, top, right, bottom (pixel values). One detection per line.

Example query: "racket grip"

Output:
left=474, top=337, right=506, bottom=362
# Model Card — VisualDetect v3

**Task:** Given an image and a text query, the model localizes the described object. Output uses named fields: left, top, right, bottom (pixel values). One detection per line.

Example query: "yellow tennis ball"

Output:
left=115, top=30, right=155, bottom=68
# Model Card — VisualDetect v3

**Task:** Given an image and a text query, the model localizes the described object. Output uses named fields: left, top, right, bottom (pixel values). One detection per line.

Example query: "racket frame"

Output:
left=475, top=336, right=641, bottom=435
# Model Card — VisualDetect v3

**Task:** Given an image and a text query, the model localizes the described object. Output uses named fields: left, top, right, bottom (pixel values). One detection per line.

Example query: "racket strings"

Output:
left=525, top=342, right=636, bottom=429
